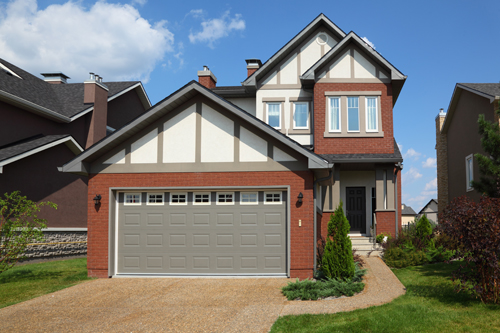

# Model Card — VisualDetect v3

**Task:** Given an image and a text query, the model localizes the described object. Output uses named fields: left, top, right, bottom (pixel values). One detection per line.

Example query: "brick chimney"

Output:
left=41, top=72, right=70, bottom=84
left=435, top=108, right=448, bottom=215
left=84, top=73, right=109, bottom=148
left=197, top=66, right=217, bottom=89
left=245, top=59, right=262, bottom=77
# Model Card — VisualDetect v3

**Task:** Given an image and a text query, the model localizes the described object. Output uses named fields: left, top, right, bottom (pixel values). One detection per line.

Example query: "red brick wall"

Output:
left=87, top=171, right=315, bottom=279
left=375, top=168, right=402, bottom=237
left=198, top=76, right=216, bottom=89
left=313, top=82, right=394, bottom=155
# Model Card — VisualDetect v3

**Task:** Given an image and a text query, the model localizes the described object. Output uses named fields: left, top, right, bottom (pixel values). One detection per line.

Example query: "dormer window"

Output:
left=267, top=103, right=281, bottom=129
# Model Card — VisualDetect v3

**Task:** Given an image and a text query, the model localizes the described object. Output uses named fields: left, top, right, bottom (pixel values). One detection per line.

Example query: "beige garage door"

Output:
left=116, top=190, right=287, bottom=275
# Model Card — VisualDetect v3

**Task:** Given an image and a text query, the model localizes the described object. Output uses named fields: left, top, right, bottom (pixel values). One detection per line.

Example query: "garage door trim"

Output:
left=108, top=186, right=291, bottom=277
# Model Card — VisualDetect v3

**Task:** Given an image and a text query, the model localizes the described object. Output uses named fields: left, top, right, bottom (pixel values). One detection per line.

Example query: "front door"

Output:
left=346, top=187, right=366, bottom=233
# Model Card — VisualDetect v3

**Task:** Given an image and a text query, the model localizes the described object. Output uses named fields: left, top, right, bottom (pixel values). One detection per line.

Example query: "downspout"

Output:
left=394, top=162, right=403, bottom=237
left=313, top=164, right=334, bottom=273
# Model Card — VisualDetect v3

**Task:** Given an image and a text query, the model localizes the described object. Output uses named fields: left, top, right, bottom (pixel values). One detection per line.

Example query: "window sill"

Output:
left=323, top=131, right=384, bottom=138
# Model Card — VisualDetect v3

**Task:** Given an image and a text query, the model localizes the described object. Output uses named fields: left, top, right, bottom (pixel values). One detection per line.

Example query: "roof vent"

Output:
left=439, top=108, right=446, bottom=116
left=41, top=72, right=70, bottom=84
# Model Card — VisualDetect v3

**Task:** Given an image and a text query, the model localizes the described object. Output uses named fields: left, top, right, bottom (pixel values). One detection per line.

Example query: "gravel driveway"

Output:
left=0, top=257, right=405, bottom=333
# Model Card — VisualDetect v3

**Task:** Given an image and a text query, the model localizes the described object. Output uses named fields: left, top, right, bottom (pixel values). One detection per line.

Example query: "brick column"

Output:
left=436, top=109, right=448, bottom=215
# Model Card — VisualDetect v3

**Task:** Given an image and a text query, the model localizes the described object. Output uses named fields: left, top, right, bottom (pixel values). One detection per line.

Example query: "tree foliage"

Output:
left=415, top=215, right=433, bottom=242
left=440, top=196, right=500, bottom=304
left=472, top=108, right=500, bottom=197
left=321, top=201, right=354, bottom=280
left=0, top=191, right=57, bottom=273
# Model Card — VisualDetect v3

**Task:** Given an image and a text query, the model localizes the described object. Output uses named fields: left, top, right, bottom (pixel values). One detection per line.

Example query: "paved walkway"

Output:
left=0, top=257, right=405, bottom=333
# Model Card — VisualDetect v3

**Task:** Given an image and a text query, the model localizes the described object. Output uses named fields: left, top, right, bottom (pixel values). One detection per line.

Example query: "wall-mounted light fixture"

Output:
left=297, top=192, right=303, bottom=204
left=93, top=194, right=102, bottom=206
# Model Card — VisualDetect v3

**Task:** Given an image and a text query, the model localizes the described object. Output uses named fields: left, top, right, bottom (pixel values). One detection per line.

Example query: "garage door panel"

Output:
left=117, top=190, right=287, bottom=275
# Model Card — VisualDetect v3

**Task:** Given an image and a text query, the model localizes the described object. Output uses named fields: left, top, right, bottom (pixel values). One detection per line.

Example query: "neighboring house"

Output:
left=401, top=204, right=417, bottom=226
left=417, top=199, right=438, bottom=224
left=62, top=14, right=406, bottom=279
left=436, top=83, right=500, bottom=214
left=0, top=58, right=150, bottom=257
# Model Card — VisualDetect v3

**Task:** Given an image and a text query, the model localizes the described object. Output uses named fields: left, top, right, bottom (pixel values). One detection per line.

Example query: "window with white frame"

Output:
left=241, top=192, right=258, bottom=204
left=194, top=193, right=211, bottom=205
left=329, top=97, right=341, bottom=132
left=217, top=192, right=234, bottom=205
left=267, top=103, right=281, bottom=129
left=293, top=102, right=309, bottom=129
left=347, top=97, right=359, bottom=132
left=125, top=193, right=141, bottom=205
left=365, top=97, right=378, bottom=132
left=265, top=192, right=281, bottom=204
left=147, top=193, right=164, bottom=205
left=170, top=193, right=187, bottom=205
left=466, top=154, right=474, bottom=191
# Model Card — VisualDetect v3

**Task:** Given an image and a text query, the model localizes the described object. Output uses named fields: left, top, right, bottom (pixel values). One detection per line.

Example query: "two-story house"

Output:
left=436, top=83, right=500, bottom=214
left=62, top=14, right=405, bottom=279
left=0, top=58, right=150, bottom=257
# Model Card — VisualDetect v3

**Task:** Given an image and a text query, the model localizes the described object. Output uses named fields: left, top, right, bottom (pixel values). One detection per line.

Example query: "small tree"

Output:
left=440, top=196, right=500, bottom=304
left=415, top=215, right=433, bottom=243
left=321, top=201, right=354, bottom=280
left=472, top=108, right=500, bottom=197
left=0, top=191, right=57, bottom=273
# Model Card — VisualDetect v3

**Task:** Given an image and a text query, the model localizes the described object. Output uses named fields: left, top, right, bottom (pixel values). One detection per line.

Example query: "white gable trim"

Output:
left=0, top=136, right=83, bottom=174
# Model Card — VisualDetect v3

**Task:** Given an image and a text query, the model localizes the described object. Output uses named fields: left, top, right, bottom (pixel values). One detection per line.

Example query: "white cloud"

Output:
left=187, top=9, right=205, bottom=19
left=361, top=37, right=375, bottom=49
left=131, top=0, right=147, bottom=6
left=188, top=10, right=245, bottom=48
left=404, top=148, right=421, bottom=161
left=402, top=167, right=423, bottom=184
left=424, top=178, right=437, bottom=191
left=422, top=157, right=437, bottom=168
left=0, top=0, right=174, bottom=83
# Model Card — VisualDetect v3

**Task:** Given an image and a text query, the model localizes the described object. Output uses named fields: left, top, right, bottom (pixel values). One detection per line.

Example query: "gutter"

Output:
left=394, top=162, right=403, bottom=237
left=313, top=165, right=335, bottom=273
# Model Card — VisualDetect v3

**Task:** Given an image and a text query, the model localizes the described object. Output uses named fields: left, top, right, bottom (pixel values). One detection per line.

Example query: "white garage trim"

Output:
left=108, top=186, right=291, bottom=278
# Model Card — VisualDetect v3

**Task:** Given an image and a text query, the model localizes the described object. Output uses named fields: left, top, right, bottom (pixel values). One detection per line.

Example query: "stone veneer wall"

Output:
left=24, top=231, right=87, bottom=259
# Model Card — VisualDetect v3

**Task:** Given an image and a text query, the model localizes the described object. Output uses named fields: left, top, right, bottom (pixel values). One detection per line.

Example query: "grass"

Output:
left=270, top=261, right=500, bottom=332
left=0, top=258, right=93, bottom=308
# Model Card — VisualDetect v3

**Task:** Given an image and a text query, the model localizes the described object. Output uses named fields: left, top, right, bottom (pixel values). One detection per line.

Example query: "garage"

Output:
left=115, top=189, right=288, bottom=276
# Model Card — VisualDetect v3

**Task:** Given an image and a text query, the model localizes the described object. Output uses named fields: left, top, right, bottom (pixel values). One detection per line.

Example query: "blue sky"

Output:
left=2, top=0, right=499, bottom=211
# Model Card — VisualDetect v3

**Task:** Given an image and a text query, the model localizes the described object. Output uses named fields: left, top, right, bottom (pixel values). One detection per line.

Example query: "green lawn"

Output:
left=0, top=258, right=93, bottom=308
left=271, top=261, right=500, bottom=332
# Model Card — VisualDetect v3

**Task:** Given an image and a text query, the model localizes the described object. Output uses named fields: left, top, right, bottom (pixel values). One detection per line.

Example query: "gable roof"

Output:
left=401, top=204, right=417, bottom=216
left=0, top=58, right=151, bottom=123
left=241, top=14, right=346, bottom=90
left=61, top=80, right=332, bottom=175
left=301, top=31, right=406, bottom=103
left=0, top=134, right=83, bottom=173
left=441, top=83, right=500, bottom=134
left=418, top=199, right=438, bottom=214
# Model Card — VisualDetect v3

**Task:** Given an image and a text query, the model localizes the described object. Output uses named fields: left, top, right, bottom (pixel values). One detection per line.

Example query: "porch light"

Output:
left=297, top=192, right=303, bottom=204
left=93, top=194, right=102, bottom=206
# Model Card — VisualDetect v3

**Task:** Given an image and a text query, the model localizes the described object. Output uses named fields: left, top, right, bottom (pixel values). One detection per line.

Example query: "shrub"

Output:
left=384, top=247, right=428, bottom=268
left=415, top=215, right=433, bottom=244
left=0, top=191, right=57, bottom=273
left=282, top=263, right=366, bottom=300
left=440, top=196, right=500, bottom=304
left=321, top=202, right=354, bottom=280
left=376, top=232, right=392, bottom=243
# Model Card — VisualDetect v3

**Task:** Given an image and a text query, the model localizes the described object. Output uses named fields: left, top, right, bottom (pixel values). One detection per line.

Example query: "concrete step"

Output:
left=355, top=250, right=382, bottom=257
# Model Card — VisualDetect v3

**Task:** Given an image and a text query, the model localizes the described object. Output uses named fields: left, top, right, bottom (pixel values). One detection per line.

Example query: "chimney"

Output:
left=245, top=59, right=262, bottom=77
left=41, top=72, right=70, bottom=84
left=197, top=66, right=217, bottom=89
left=435, top=108, right=448, bottom=215
left=84, top=72, right=109, bottom=148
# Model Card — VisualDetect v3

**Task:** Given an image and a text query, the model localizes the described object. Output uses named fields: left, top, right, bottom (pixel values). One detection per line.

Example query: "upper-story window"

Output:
left=267, top=103, right=281, bottom=129
left=365, top=97, right=378, bottom=132
left=347, top=97, right=360, bottom=132
left=293, top=102, right=309, bottom=129
left=324, top=91, right=382, bottom=137
left=466, top=154, right=474, bottom=191
left=329, top=97, right=341, bottom=132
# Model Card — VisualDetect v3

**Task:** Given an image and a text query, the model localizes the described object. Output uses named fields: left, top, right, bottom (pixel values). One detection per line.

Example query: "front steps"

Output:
left=349, top=235, right=383, bottom=257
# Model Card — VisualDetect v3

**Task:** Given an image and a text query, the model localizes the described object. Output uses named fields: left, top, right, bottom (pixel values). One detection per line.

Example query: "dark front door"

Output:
left=346, top=187, right=366, bottom=233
